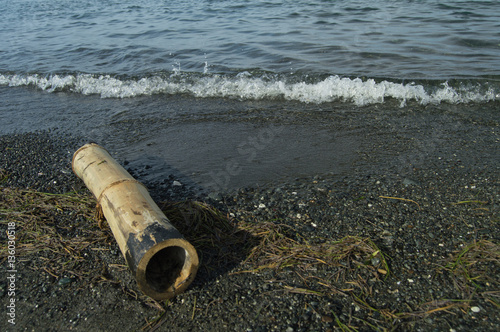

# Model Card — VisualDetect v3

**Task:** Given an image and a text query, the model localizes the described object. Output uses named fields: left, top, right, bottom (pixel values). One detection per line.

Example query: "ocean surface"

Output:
left=1, top=0, right=499, bottom=192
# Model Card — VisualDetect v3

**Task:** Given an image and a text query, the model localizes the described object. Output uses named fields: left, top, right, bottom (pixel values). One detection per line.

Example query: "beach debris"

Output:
left=72, top=143, right=198, bottom=300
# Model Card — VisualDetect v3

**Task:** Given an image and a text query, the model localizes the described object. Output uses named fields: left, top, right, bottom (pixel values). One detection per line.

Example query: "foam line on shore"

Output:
left=1, top=73, right=498, bottom=106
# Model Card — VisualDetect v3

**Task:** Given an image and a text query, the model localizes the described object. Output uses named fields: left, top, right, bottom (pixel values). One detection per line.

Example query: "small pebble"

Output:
left=58, top=277, right=73, bottom=286
left=471, top=306, right=480, bottom=313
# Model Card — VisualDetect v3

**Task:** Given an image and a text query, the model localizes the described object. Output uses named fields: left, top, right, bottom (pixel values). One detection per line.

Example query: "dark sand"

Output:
left=1, top=98, right=499, bottom=331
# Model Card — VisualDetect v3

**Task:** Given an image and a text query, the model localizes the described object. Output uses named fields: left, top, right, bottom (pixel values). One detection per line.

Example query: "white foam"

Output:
left=0, top=73, right=497, bottom=106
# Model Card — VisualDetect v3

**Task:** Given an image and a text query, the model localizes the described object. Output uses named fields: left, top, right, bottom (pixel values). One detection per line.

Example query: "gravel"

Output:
left=1, top=130, right=498, bottom=331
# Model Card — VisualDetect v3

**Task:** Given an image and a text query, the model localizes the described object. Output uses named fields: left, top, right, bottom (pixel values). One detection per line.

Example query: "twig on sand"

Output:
left=379, top=195, right=421, bottom=210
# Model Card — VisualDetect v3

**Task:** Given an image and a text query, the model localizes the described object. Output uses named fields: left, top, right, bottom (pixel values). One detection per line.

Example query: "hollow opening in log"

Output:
left=145, top=246, right=186, bottom=293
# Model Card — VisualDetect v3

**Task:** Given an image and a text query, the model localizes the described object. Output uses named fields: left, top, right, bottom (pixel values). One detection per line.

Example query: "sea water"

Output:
left=1, top=0, right=499, bottom=191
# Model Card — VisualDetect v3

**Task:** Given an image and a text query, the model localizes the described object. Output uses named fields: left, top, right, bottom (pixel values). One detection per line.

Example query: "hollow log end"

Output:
left=135, top=238, right=199, bottom=300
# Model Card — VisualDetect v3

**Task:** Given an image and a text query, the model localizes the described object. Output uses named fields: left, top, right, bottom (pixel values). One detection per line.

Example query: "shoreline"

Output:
left=2, top=85, right=499, bottom=193
left=1, top=123, right=498, bottom=331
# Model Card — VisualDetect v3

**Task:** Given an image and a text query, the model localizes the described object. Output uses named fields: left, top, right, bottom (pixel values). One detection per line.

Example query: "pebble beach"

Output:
left=2, top=0, right=500, bottom=330
left=1, top=100, right=498, bottom=331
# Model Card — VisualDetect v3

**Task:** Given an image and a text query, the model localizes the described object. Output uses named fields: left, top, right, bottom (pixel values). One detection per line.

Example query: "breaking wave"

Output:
left=1, top=72, right=498, bottom=106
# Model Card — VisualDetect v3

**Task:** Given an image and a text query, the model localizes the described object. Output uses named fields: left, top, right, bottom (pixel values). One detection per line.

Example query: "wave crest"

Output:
left=1, top=72, right=497, bottom=106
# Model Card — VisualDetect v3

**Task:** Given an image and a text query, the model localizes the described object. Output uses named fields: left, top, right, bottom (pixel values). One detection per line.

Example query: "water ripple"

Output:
left=0, top=0, right=499, bottom=81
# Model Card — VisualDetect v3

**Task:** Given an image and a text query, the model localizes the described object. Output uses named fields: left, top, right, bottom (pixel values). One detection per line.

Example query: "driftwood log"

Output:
left=72, top=143, right=198, bottom=300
